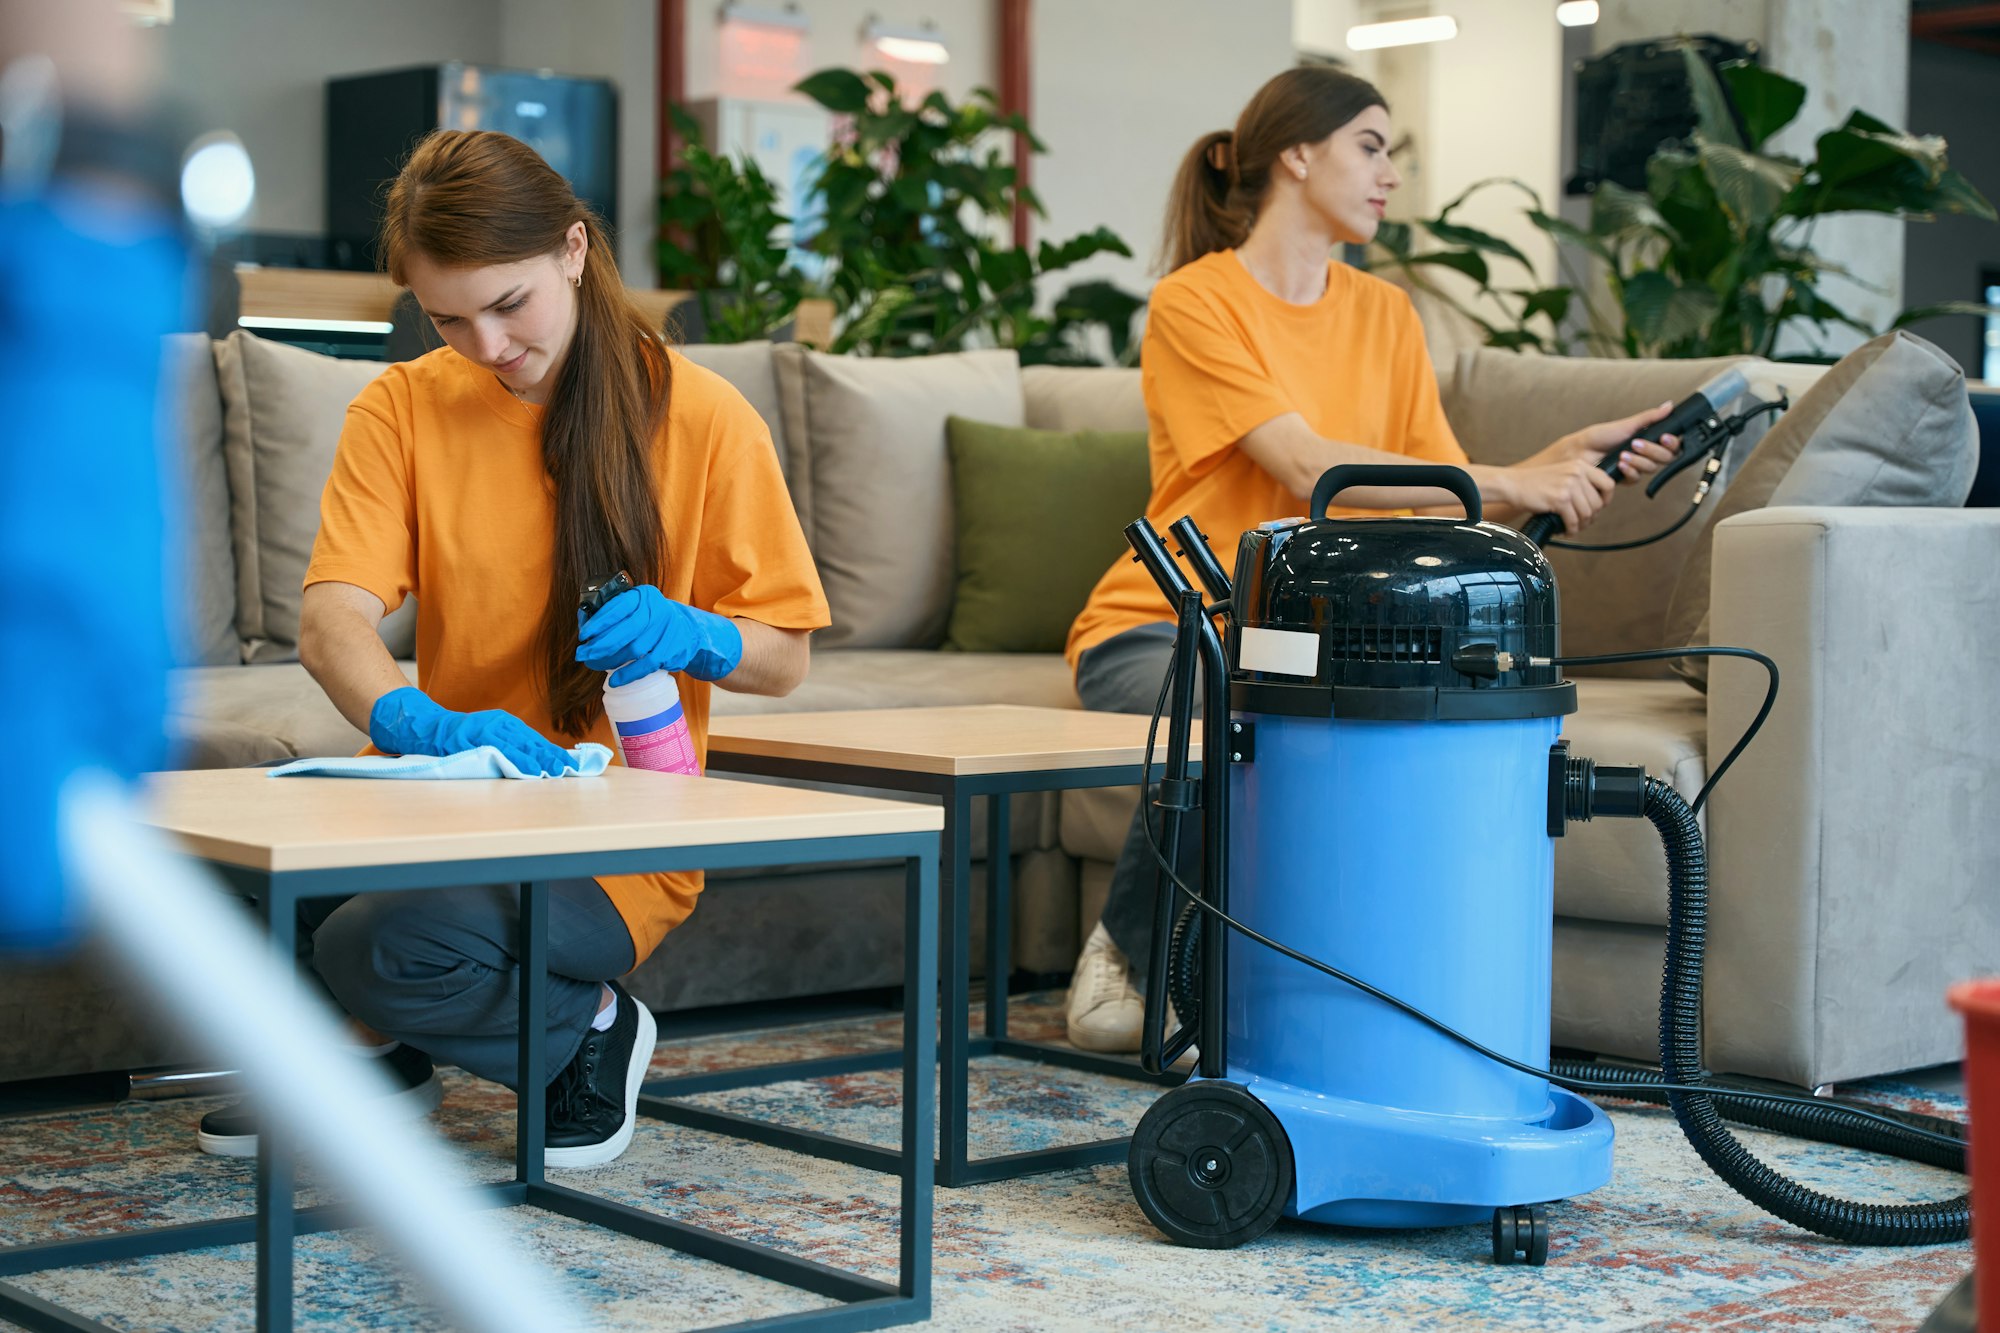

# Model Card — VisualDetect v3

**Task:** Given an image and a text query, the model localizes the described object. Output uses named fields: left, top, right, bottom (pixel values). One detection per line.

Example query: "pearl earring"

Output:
left=571, top=272, right=581, bottom=288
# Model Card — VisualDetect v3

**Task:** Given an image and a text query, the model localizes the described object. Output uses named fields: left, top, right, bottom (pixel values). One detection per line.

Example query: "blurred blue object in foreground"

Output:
left=0, top=185, right=190, bottom=948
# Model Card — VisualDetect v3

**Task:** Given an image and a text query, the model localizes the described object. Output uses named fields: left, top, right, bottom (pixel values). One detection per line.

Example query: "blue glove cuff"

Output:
left=683, top=607, right=745, bottom=682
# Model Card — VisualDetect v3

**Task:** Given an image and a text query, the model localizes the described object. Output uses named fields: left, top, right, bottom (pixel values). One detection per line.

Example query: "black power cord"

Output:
left=1135, top=650, right=1970, bottom=1173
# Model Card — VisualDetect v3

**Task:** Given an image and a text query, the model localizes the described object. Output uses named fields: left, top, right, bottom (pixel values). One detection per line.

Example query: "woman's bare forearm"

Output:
left=298, top=583, right=416, bottom=735
left=717, top=620, right=810, bottom=697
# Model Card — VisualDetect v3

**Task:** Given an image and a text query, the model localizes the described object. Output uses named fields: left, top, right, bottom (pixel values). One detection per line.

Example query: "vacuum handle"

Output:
left=1310, top=464, right=1482, bottom=524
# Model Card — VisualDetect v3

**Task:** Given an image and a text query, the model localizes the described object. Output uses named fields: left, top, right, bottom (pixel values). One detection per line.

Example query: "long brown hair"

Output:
left=380, top=130, right=668, bottom=738
left=1162, top=66, right=1387, bottom=273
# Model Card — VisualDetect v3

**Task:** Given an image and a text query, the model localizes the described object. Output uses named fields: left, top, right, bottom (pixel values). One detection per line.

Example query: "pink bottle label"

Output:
left=614, top=702, right=701, bottom=775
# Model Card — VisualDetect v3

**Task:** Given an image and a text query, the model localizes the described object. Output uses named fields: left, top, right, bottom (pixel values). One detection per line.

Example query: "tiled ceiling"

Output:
left=1912, top=0, right=2000, bottom=56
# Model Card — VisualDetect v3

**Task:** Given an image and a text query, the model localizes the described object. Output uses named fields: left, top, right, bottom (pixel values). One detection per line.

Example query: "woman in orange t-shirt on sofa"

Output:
left=194, top=131, right=829, bottom=1169
left=1062, top=67, right=1684, bottom=1055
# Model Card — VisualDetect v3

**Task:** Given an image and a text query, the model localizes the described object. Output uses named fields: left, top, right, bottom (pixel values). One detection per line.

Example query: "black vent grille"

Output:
left=1326, top=624, right=1446, bottom=664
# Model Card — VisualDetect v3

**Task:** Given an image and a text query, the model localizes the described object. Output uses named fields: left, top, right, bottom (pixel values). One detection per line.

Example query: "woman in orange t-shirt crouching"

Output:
left=1062, top=67, right=1685, bottom=1054
left=193, top=131, right=829, bottom=1169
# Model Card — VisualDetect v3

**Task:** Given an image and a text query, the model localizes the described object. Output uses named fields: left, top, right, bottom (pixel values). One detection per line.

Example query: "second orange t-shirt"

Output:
left=1066, top=249, right=1468, bottom=668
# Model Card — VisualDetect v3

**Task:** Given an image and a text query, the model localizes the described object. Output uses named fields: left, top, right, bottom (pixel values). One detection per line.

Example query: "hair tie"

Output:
left=1206, top=132, right=1234, bottom=174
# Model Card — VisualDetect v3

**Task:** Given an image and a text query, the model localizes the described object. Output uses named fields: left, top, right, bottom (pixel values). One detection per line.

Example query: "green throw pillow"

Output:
left=944, top=416, right=1153, bottom=653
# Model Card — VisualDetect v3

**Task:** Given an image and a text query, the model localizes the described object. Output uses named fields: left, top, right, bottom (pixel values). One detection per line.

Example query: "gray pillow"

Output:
left=774, top=346, right=1025, bottom=649
left=215, top=331, right=416, bottom=662
left=1664, top=330, right=1979, bottom=688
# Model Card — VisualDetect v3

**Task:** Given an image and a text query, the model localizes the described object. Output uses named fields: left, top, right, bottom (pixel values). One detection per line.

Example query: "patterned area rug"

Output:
left=0, top=995, right=1971, bottom=1332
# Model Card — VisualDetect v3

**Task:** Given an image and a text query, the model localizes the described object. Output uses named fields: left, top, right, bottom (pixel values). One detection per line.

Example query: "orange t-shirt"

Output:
left=306, top=345, right=830, bottom=962
left=1065, top=250, right=1468, bottom=667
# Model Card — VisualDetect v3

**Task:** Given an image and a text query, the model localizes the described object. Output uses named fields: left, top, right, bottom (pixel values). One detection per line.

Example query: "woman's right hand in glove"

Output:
left=367, top=686, right=573, bottom=776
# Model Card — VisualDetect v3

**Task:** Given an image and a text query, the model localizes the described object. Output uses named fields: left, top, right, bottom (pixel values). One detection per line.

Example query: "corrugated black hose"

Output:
left=1637, top=776, right=1971, bottom=1245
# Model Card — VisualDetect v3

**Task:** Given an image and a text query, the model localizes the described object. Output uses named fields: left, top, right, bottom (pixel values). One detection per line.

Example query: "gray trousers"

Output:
left=1074, top=622, right=1203, bottom=988
left=297, top=879, right=635, bottom=1090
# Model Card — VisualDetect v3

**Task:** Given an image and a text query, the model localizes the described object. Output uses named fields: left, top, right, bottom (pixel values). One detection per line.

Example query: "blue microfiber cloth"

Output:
left=267, top=743, right=614, bottom=781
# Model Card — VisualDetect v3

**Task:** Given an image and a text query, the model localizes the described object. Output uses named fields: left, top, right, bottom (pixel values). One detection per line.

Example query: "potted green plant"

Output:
left=1369, top=45, right=1996, bottom=360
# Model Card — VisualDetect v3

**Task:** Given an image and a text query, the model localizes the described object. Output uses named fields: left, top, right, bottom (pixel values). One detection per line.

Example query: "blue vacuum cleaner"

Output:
left=1121, top=463, right=1971, bottom=1264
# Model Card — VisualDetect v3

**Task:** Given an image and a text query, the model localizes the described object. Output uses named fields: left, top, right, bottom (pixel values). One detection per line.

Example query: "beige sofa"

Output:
left=10, top=330, right=1995, bottom=1094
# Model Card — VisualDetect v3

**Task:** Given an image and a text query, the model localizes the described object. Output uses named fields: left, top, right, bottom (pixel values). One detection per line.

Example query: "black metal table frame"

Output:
left=645, top=758, right=1189, bottom=1189
left=0, top=830, right=940, bottom=1333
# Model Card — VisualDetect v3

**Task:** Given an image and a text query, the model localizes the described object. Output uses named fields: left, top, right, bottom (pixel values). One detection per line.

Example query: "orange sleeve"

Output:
left=690, top=391, right=830, bottom=631
left=1142, top=281, right=1297, bottom=479
left=1391, top=293, right=1470, bottom=468
left=305, top=375, right=417, bottom=613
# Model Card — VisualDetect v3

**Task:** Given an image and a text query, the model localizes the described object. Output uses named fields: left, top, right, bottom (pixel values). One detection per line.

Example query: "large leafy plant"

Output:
left=1370, top=46, right=1996, bottom=359
left=655, top=106, right=807, bottom=344
left=793, top=68, right=1141, bottom=361
left=657, top=70, right=1145, bottom=362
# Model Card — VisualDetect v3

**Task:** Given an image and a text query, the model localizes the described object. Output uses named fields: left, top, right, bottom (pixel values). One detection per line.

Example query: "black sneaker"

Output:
left=544, top=982, right=656, bottom=1170
left=196, top=1043, right=443, bottom=1158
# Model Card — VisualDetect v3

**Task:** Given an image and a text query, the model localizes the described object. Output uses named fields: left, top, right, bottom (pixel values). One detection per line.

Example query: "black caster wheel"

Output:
left=1490, top=1204, right=1550, bottom=1266
left=1128, top=1081, right=1294, bottom=1249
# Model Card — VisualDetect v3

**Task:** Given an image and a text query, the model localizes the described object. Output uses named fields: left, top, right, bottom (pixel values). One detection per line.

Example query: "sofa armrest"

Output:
left=1705, top=506, right=2000, bottom=1085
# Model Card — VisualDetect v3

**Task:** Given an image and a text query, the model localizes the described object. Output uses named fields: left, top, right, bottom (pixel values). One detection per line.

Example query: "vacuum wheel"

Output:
left=1491, top=1204, right=1550, bottom=1266
left=1128, top=1081, right=1294, bottom=1249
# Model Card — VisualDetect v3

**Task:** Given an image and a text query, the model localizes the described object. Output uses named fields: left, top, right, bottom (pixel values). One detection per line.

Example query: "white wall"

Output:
left=498, top=0, right=658, bottom=280
left=1035, top=1, right=1297, bottom=299
left=148, top=0, right=503, bottom=235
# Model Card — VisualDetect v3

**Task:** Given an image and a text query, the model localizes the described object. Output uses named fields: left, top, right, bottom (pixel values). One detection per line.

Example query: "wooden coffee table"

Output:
left=655, top=705, right=1201, bottom=1188
left=0, top=766, right=942, bottom=1333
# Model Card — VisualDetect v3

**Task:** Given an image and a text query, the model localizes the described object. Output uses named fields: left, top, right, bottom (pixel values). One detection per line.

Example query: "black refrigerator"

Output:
left=326, top=62, right=618, bottom=269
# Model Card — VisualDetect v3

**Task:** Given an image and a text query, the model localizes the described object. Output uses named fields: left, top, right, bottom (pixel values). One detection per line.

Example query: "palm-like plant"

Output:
left=1370, top=45, right=1996, bottom=360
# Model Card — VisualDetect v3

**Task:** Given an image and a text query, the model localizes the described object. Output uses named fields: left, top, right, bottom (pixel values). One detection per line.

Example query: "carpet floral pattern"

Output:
left=0, top=995, right=1971, bottom=1331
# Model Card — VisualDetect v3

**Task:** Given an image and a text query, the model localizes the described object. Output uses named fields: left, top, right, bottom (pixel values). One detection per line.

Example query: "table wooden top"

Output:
left=142, top=767, right=942, bottom=874
left=704, top=704, right=1204, bottom=777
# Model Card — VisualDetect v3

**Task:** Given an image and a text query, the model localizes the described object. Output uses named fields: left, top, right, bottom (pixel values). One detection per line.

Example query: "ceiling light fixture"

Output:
left=1346, top=16, right=1459, bottom=51
left=1555, top=1, right=1600, bottom=27
left=864, top=18, right=950, bottom=65
left=718, top=2, right=808, bottom=31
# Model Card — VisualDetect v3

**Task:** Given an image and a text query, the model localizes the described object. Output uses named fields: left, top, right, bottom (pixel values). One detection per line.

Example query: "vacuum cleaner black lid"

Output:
left=1228, top=512, right=1570, bottom=717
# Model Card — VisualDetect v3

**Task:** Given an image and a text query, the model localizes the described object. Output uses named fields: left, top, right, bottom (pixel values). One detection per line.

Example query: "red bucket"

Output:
left=1947, top=978, right=2000, bottom=1332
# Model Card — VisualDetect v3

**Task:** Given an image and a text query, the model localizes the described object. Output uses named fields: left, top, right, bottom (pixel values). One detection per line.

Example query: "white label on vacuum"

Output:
left=1239, top=626, right=1320, bottom=677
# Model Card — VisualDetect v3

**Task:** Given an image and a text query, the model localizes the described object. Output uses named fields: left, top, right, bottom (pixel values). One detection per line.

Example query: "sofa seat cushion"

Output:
left=711, top=648, right=1080, bottom=716
left=1060, top=677, right=1705, bottom=930
left=167, top=661, right=412, bottom=766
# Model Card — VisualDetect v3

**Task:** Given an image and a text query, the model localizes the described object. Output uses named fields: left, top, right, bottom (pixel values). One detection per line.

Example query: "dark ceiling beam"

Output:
left=1911, top=3, right=2000, bottom=35
left=999, top=0, right=1031, bottom=250
left=1920, top=32, right=2000, bottom=55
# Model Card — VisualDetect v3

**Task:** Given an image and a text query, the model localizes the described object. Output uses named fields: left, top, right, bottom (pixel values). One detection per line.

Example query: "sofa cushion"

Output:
left=166, top=659, right=411, bottom=763
left=943, top=417, right=1151, bottom=653
left=1021, top=365, right=1145, bottom=433
left=709, top=647, right=1080, bottom=716
left=215, top=332, right=416, bottom=662
left=164, top=334, right=239, bottom=666
left=1663, top=330, right=1980, bottom=688
left=772, top=347, right=1025, bottom=649
left=1442, top=350, right=1770, bottom=675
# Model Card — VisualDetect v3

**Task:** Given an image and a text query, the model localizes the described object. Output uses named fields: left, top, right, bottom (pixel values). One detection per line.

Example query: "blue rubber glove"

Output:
left=368, top=687, right=574, bottom=777
left=576, top=584, right=744, bottom=687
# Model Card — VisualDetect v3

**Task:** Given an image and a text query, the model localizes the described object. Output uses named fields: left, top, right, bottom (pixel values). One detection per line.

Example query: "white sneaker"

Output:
left=1066, top=923, right=1144, bottom=1053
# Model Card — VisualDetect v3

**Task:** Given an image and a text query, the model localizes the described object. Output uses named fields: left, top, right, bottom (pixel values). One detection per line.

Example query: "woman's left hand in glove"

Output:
left=576, top=584, right=744, bottom=686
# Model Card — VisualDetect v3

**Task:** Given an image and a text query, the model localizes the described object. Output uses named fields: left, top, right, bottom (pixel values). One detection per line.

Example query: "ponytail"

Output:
left=1162, top=130, right=1250, bottom=273
left=1161, top=67, right=1387, bottom=272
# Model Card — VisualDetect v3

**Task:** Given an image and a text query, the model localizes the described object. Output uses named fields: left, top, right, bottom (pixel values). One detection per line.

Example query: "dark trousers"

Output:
left=1074, top=623, right=1203, bottom=989
left=300, top=880, right=636, bottom=1090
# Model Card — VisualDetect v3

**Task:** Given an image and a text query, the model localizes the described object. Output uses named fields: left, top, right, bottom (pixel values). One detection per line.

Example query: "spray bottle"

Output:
left=579, top=569, right=701, bottom=776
